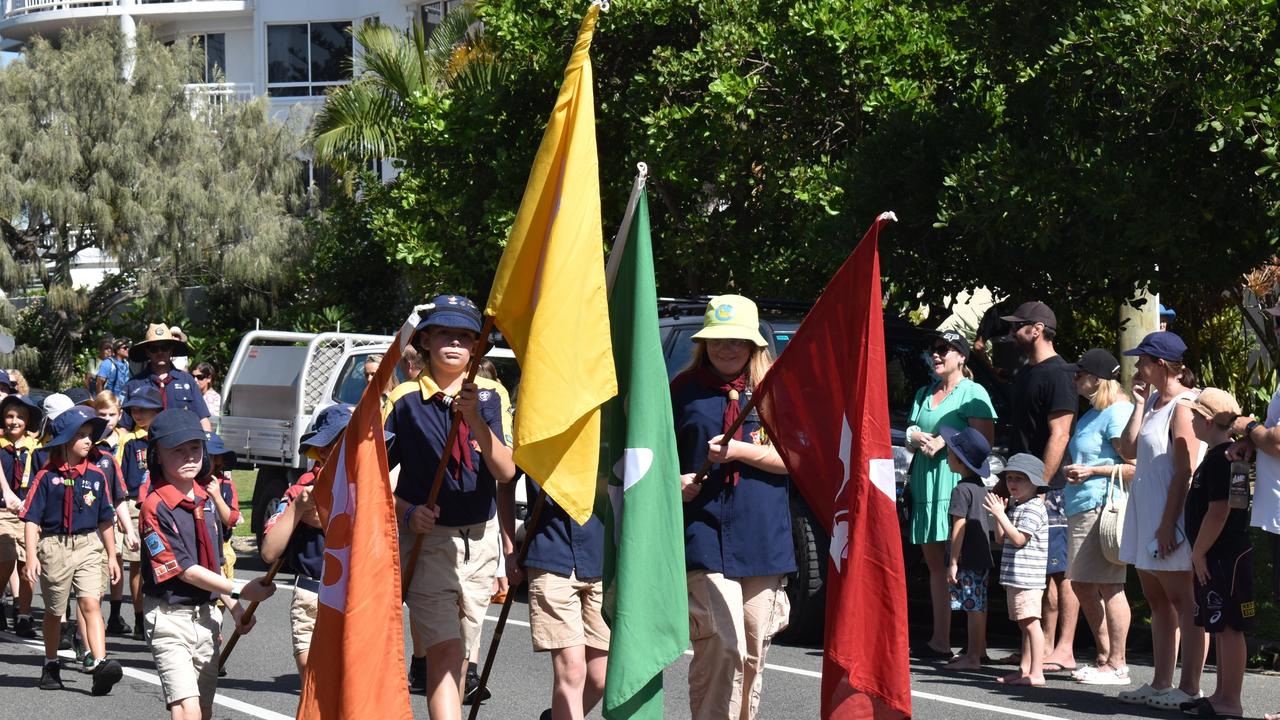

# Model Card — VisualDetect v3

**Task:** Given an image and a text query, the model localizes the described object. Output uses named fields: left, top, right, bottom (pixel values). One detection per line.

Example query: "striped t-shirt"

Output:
left=1000, top=497, right=1048, bottom=589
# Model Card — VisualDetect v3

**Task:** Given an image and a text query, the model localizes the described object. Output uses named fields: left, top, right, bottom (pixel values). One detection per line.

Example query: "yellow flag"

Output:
left=485, top=4, right=616, bottom=525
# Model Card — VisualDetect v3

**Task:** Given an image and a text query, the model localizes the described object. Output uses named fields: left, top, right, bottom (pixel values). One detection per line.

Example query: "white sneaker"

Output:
left=1119, top=683, right=1165, bottom=704
left=1079, top=666, right=1130, bottom=685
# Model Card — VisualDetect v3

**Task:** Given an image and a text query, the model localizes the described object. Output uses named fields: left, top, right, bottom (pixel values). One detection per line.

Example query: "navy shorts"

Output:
left=1194, top=546, right=1256, bottom=633
left=949, top=568, right=989, bottom=613
left=1047, top=525, right=1068, bottom=575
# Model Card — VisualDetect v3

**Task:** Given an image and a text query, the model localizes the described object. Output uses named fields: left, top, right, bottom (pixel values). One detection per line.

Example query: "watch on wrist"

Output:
left=1246, top=420, right=1262, bottom=440
left=229, top=588, right=241, bottom=600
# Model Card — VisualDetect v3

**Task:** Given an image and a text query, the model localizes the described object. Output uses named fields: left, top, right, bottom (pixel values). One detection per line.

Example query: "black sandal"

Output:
left=1180, top=697, right=1244, bottom=719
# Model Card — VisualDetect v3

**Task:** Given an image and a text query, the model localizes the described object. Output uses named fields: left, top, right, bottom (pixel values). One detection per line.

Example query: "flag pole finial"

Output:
left=592, top=0, right=611, bottom=11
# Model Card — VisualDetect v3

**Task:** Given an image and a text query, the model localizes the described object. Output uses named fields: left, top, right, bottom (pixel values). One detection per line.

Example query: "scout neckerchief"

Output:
left=54, top=458, right=90, bottom=535
left=151, top=373, right=174, bottom=409
left=695, top=365, right=748, bottom=486
left=416, top=374, right=476, bottom=492
left=2, top=435, right=37, bottom=491
left=152, top=482, right=219, bottom=572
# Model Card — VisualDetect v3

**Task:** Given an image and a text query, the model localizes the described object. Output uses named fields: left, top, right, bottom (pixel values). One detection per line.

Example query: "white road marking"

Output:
left=4, top=636, right=292, bottom=720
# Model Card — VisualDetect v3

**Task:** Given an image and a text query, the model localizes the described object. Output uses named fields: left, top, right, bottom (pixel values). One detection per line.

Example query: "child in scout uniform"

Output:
left=139, top=409, right=276, bottom=720
left=983, top=453, right=1050, bottom=687
left=521, top=479, right=610, bottom=720
left=202, top=432, right=241, bottom=582
left=94, top=390, right=130, bottom=455
left=116, top=384, right=163, bottom=638
left=939, top=426, right=993, bottom=672
left=260, top=405, right=351, bottom=675
left=93, top=389, right=140, bottom=636
left=122, top=323, right=212, bottom=432
left=0, top=394, right=43, bottom=638
left=19, top=406, right=124, bottom=694
left=385, top=295, right=516, bottom=716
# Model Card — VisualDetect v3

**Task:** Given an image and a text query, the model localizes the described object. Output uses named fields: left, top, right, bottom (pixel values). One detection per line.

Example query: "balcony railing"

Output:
left=4, top=0, right=236, bottom=20
left=184, top=81, right=255, bottom=118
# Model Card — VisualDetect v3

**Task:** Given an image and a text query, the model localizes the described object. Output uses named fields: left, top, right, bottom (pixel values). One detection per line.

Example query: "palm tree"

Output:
left=310, top=3, right=504, bottom=178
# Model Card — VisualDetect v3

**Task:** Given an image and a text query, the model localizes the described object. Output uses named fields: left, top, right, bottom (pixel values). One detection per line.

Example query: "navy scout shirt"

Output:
left=88, top=446, right=128, bottom=508
left=671, top=372, right=796, bottom=578
left=264, top=470, right=325, bottom=581
left=122, top=370, right=210, bottom=419
left=523, top=476, right=605, bottom=579
left=118, top=430, right=150, bottom=500
left=20, top=459, right=117, bottom=534
left=139, top=483, right=222, bottom=605
left=0, top=436, right=38, bottom=502
left=384, top=375, right=508, bottom=528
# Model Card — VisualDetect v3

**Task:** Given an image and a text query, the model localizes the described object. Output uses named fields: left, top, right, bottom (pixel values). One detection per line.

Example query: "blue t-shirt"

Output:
left=96, top=358, right=129, bottom=396
left=1064, top=401, right=1133, bottom=516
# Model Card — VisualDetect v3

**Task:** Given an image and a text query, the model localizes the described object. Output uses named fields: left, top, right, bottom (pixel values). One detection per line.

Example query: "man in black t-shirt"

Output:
left=1000, top=300, right=1079, bottom=670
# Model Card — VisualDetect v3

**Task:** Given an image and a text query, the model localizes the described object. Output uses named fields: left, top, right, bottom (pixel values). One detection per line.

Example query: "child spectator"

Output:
left=984, top=453, right=1050, bottom=687
left=939, top=426, right=992, bottom=670
left=0, top=394, right=43, bottom=638
left=20, top=406, right=124, bottom=693
left=139, top=409, right=275, bottom=719
left=1177, top=389, right=1252, bottom=718
left=118, top=385, right=164, bottom=638
left=260, top=405, right=350, bottom=675
left=202, top=433, right=241, bottom=581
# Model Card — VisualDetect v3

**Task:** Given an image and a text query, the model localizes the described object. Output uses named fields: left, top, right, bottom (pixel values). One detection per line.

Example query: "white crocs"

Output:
left=1118, top=683, right=1166, bottom=704
left=1147, top=688, right=1201, bottom=710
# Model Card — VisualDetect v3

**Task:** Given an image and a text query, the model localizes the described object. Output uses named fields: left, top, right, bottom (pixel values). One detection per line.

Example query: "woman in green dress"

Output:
left=906, top=329, right=997, bottom=659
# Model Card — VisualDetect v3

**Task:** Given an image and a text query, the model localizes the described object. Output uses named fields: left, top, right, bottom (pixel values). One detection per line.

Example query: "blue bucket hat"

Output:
left=939, top=426, right=991, bottom=478
left=0, top=370, right=13, bottom=392
left=46, top=406, right=109, bottom=448
left=123, top=386, right=164, bottom=411
left=148, top=408, right=207, bottom=449
left=414, top=295, right=483, bottom=336
left=1121, top=331, right=1187, bottom=363
left=0, top=394, right=44, bottom=429
left=301, top=404, right=354, bottom=449
left=62, top=387, right=93, bottom=406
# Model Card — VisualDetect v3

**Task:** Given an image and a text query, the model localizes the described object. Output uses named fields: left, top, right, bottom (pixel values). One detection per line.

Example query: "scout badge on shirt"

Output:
left=144, top=531, right=166, bottom=556
left=83, top=490, right=96, bottom=507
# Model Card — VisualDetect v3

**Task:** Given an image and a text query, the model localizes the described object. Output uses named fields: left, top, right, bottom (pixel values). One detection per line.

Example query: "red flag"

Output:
left=756, top=212, right=911, bottom=719
left=296, top=329, right=413, bottom=720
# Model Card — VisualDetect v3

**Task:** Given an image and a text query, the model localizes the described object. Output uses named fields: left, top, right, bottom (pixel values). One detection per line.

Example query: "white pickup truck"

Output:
left=217, top=330, right=520, bottom=541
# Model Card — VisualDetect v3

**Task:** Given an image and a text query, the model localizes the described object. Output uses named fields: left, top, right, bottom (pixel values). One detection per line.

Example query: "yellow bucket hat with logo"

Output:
left=691, top=294, right=768, bottom=348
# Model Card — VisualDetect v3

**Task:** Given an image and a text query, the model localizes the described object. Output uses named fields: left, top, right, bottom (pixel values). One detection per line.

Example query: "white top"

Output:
left=1252, top=388, right=1280, bottom=535
left=1119, top=391, right=1202, bottom=571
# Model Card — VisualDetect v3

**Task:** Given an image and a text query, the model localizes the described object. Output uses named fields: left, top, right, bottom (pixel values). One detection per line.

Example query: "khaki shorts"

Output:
left=1066, top=507, right=1127, bottom=585
left=1006, top=586, right=1044, bottom=622
left=222, top=540, right=236, bottom=581
left=116, top=502, right=141, bottom=563
left=144, top=599, right=222, bottom=708
left=0, top=511, right=24, bottom=563
left=401, top=517, right=498, bottom=652
left=527, top=569, right=610, bottom=652
left=290, top=585, right=319, bottom=657
left=37, top=533, right=105, bottom=616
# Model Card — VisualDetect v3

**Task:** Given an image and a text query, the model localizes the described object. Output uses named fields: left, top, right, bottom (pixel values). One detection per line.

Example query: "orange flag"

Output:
left=296, top=326, right=412, bottom=720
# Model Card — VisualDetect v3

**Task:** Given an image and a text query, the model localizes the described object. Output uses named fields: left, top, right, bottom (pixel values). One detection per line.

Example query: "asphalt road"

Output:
left=1, top=563, right=1278, bottom=719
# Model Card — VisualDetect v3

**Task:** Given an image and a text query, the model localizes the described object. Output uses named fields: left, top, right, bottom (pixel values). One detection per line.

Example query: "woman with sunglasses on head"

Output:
left=672, top=295, right=793, bottom=720
left=905, top=329, right=997, bottom=661
left=193, top=363, right=220, bottom=418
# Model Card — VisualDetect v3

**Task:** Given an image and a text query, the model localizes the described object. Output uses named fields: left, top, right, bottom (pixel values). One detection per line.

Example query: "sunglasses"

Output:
left=929, top=343, right=954, bottom=356
left=193, top=374, right=208, bottom=380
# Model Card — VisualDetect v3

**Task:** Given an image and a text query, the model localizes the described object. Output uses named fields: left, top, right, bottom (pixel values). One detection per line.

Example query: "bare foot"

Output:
left=997, top=672, right=1024, bottom=684
left=944, top=655, right=983, bottom=670
left=1262, top=712, right=1279, bottom=720
left=1009, top=674, right=1046, bottom=686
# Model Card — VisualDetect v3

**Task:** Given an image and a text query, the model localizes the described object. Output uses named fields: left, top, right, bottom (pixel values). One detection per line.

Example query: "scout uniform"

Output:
left=138, top=409, right=227, bottom=711
left=0, top=395, right=43, bottom=567
left=203, top=432, right=241, bottom=579
left=118, top=386, right=164, bottom=564
left=120, top=324, right=211, bottom=426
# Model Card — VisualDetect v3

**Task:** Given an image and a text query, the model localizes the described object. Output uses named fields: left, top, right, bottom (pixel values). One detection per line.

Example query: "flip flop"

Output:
left=1041, top=662, right=1074, bottom=673
left=1179, top=697, right=1244, bottom=718
left=912, top=646, right=955, bottom=661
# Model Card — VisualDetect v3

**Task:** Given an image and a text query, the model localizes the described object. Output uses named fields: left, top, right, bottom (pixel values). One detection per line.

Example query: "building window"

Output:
left=193, top=33, right=226, bottom=83
left=267, top=21, right=352, bottom=97
left=420, top=1, right=464, bottom=37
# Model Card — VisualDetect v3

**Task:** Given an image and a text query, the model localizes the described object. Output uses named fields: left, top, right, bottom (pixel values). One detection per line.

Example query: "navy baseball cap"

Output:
left=939, top=426, right=991, bottom=477
left=47, top=406, right=109, bottom=448
left=414, top=295, right=483, bottom=335
left=301, top=404, right=353, bottom=449
left=148, top=409, right=207, bottom=449
left=123, top=386, right=164, bottom=410
left=1121, top=331, right=1187, bottom=363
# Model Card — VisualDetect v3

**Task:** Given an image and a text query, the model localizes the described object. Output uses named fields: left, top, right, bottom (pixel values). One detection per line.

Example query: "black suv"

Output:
left=658, top=297, right=1012, bottom=643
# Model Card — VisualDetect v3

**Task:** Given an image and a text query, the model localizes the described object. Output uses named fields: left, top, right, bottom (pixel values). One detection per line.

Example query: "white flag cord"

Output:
left=604, top=162, right=649, bottom=294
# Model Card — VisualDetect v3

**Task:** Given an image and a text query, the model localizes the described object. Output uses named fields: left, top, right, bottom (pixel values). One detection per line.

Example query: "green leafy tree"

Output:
left=0, top=24, right=305, bottom=385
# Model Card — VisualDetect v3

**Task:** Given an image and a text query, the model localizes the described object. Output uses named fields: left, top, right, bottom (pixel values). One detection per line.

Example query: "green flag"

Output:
left=599, top=182, right=689, bottom=719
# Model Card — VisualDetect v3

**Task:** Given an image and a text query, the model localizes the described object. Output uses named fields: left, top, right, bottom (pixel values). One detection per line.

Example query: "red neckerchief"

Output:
left=152, top=373, right=174, bottom=409
left=150, top=482, right=218, bottom=572
left=695, top=365, right=747, bottom=485
left=432, top=392, right=475, bottom=491
left=54, top=459, right=90, bottom=535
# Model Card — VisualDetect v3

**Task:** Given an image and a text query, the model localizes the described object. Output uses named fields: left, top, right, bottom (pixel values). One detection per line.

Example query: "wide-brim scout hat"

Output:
left=301, top=404, right=354, bottom=449
left=62, top=387, right=93, bottom=406
left=939, top=425, right=991, bottom=477
left=414, top=295, right=483, bottom=336
left=123, top=386, right=164, bottom=411
left=0, top=394, right=43, bottom=429
left=47, top=406, right=109, bottom=448
left=130, top=323, right=193, bottom=362
left=690, top=294, right=768, bottom=348
left=0, top=370, right=13, bottom=393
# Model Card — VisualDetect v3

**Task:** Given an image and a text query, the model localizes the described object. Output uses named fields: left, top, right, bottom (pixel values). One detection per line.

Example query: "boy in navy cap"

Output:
left=202, top=433, right=241, bottom=583
left=20, top=406, right=124, bottom=693
left=116, top=384, right=164, bottom=638
left=261, top=404, right=351, bottom=675
left=139, top=409, right=276, bottom=719
left=385, top=296, right=516, bottom=714
left=939, top=426, right=992, bottom=671
left=0, top=394, right=43, bottom=637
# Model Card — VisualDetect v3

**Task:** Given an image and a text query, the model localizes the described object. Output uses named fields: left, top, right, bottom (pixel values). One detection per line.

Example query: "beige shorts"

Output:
left=401, top=517, right=498, bottom=652
left=1066, top=507, right=1127, bottom=585
left=290, top=585, right=319, bottom=657
left=0, top=511, right=24, bottom=563
left=37, top=533, right=105, bottom=616
left=1007, top=586, right=1044, bottom=622
left=116, top=503, right=141, bottom=563
left=527, top=569, right=610, bottom=652
left=144, top=598, right=222, bottom=708
left=222, top=540, right=236, bottom=581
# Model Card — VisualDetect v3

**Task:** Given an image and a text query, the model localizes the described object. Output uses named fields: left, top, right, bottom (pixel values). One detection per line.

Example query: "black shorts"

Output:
left=1193, top=546, right=1256, bottom=633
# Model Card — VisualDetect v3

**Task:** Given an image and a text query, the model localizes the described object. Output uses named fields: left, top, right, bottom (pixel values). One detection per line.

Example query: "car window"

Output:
left=332, top=352, right=405, bottom=405
left=486, top=356, right=522, bottom=403
left=664, top=325, right=701, bottom=379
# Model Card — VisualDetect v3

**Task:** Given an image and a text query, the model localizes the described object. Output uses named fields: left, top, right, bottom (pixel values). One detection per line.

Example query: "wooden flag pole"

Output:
left=218, top=556, right=286, bottom=670
left=467, top=490, right=547, bottom=720
left=688, top=390, right=763, bottom=486
left=401, top=314, right=497, bottom=603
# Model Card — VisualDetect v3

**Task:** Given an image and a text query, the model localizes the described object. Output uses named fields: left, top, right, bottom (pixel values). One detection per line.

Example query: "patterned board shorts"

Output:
left=949, top=568, right=989, bottom=613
